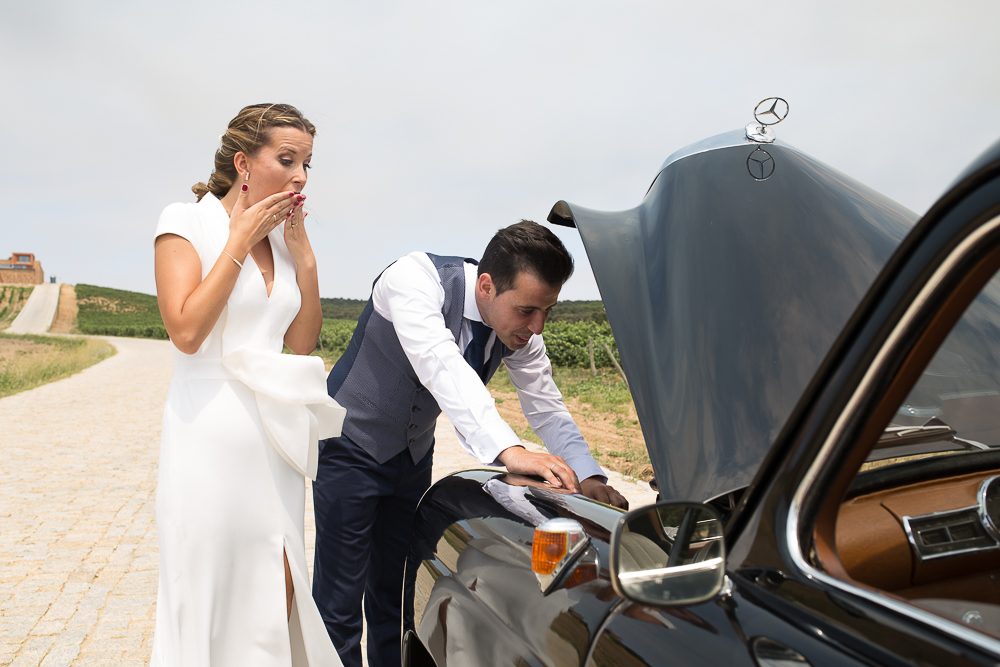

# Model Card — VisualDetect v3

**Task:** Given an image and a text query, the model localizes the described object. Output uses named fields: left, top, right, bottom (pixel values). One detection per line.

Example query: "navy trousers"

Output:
left=312, top=434, right=433, bottom=667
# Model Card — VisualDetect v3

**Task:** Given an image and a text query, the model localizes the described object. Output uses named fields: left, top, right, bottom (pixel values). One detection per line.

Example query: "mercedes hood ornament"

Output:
left=746, top=97, right=789, bottom=143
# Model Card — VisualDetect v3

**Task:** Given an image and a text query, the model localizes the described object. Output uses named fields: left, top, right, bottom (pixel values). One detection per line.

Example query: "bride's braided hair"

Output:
left=192, top=103, right=316, bottom=202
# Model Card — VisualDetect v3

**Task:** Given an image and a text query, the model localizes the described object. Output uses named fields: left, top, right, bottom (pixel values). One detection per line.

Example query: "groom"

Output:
left=312, top=220, right=626, bottom=667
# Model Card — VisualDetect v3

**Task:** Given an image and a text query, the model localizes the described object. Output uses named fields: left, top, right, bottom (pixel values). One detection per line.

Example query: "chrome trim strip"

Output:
left=786, top=213, right=1000, bottom=655
left=979, top=476, right=1000, bottom=540
left=618, top=557, right=724, bottom=581
left=901, top=506, right=1000, bottom=561
left=657, top=129, right=759, bottom=173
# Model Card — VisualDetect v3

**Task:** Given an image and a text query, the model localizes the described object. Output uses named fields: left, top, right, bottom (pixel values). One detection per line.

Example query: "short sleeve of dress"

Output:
left=155, top=202, right=200, bottom=247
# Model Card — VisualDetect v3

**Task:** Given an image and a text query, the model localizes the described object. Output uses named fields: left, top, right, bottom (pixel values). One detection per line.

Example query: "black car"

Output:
left=402, top=101, right=1000, bottom=666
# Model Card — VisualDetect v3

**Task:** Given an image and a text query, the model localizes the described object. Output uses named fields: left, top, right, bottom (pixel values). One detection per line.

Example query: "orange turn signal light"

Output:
left=532, top=518, right=587, bottom=578
left=532, top=529, right=569, bottom=575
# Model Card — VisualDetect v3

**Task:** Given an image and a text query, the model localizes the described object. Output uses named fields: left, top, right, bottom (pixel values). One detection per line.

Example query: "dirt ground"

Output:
left=49, top=283, right=78, bottom=333
left=1, top=284, right=73, bottom=364
left=75, top=294, right=138, bottom=313
left=489, top=386, right=653, bottom=481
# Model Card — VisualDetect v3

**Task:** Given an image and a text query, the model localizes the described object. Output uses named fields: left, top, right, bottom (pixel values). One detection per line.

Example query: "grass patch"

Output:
left=0, top=333, right=115, bottom=398
left=489, top=366, right=653, bottom=481
left=75, top=284, right=167, bottom=339
left=551, top=367, right=634, bottom=412
left=489, top=365, right=634, bottom=412
left=0, top=285, right=34, bottom=330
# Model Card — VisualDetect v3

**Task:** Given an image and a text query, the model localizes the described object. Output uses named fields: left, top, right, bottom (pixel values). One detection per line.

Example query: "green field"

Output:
left=315, top=317, right=621, bottom=369
left=549, top=300, right=607, bottom=323
left=75, top=284, right=168, bottom=339
left=70, top=286, right=620, bottom=371
left=321, top=297, right=607, bottom=324
left=316, top=319, right=357, bottom=360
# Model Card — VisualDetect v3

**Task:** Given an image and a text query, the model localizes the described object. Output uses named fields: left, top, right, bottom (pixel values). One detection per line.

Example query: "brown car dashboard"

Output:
left=836, top=470, right=1000, bottom=602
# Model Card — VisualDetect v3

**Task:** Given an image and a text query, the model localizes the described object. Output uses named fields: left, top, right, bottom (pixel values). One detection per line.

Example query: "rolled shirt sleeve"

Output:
left=504, top=336, right=607, bottom=483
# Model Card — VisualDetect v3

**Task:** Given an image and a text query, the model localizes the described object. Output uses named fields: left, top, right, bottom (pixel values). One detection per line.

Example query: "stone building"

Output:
left=0, top=252, right=44, bottom=284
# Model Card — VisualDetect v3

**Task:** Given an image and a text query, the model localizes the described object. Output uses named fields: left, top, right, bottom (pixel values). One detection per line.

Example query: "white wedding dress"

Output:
left=151, top=194, right=345, bottom=666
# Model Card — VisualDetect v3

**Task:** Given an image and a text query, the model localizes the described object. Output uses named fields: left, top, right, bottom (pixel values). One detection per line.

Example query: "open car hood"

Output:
left=549, top=130, right=918, bottom=501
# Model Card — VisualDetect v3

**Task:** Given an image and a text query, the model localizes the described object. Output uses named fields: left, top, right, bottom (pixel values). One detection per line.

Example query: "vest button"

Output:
left=408, top=438, right=415, bottom=445
left=411, top=406, right=419, bottom=412
left=409, top=424, right=416, bottom=429
left=416, top=387, right=423, bottom=393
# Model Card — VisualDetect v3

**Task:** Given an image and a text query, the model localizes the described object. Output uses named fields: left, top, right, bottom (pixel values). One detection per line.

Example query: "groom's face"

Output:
left=477, top=270, right=561, bottom=350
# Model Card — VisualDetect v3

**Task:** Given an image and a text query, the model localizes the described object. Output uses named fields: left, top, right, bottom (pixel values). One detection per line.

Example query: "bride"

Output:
left=152, top=103, right=345, bottom=666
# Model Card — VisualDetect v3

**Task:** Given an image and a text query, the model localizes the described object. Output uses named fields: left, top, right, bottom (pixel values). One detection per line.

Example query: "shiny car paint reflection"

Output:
left=404, top=471, right=622, bottom=666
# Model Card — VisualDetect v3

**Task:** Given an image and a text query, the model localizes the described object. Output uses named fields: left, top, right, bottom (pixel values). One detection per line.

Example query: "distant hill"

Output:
left=75, top=284, right=167, bottom=338
left=548, top=300, right=606, bottom=323
left=320, top=297, right=605, bottom=323
left=320, top=297, right=367, bottom=321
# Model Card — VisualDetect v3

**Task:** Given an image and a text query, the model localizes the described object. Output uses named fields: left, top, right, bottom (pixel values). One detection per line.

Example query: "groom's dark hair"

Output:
left=478, top=220, right=574, bottom=295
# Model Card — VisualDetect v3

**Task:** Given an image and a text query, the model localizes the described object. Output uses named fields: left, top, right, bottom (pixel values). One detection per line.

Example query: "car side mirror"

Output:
left=609, top=502, right=725, bottom=606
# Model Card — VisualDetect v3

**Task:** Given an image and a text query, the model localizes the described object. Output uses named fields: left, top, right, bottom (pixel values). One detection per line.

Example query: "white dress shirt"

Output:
left=371, top=251, right=606, bottom=482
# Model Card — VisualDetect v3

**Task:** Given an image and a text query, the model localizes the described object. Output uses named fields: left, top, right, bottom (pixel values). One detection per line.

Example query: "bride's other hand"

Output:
left=283, top=199, right=315, bottom=268
left=282, top=200, right=321, bottom=355
left=227, top=184, right=300, bottom=256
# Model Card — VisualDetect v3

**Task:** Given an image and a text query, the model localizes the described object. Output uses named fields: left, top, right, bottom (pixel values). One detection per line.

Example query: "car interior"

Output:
left=823, top=245, right=1000, bottom=639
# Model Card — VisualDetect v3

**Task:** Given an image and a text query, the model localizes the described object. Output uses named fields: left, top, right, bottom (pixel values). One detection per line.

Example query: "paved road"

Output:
left=7, top=284, right=61, bottom=335
left=0, top=338, right=654, bottom=665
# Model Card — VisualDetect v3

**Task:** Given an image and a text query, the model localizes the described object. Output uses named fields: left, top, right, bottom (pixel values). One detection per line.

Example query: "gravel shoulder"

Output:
left=0, top=337, right=171, bottom=665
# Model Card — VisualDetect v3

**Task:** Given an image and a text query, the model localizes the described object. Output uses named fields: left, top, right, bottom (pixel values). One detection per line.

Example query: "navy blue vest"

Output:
left=327, top=254, right=513, bottom=463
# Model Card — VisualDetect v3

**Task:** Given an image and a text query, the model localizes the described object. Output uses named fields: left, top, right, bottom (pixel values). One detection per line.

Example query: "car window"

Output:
left=835, top=266, right=1000, bottom=640
left=868, top=270, right=1000, bottom=466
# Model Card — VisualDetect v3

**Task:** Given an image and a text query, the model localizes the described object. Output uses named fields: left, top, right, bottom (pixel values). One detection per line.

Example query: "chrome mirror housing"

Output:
left=610, top=502, right=725, bottom=605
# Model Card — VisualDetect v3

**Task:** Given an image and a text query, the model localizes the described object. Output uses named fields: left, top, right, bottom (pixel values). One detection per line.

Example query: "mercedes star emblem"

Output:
left=746, top=96, right=789, bottom=144
left=747, top=147, right=775, bottom=181
left=753, top=97, right=789, bottom=126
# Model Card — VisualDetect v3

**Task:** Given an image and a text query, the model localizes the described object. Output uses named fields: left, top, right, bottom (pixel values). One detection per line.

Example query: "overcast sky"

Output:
left=2, top=1, right=998, bottom=300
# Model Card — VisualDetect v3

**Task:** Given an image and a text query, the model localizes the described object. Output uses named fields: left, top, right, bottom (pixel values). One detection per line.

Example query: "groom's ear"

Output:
left=476, top=273, right=495, bottom=299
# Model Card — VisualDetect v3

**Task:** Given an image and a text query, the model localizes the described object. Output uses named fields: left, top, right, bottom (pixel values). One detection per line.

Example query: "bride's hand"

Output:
left=284, top=200, right=315, bottom=269
left=227, top=185, right=303, bottom=255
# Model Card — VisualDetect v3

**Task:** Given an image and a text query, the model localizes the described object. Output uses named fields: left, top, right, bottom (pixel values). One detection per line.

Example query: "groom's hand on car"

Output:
left=496, top=447, right=630, bottom=510
left=497, top=446, right=580, bottom=494
left=579, top=477, right=629, bottom=510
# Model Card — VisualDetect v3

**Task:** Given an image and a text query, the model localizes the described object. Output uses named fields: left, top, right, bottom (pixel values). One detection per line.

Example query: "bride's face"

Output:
left=245, top=127, right=313, bottom=203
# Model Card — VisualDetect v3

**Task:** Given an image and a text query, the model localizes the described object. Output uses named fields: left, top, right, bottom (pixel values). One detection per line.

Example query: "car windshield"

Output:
left=870, top=270, right=1000, bottom=465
